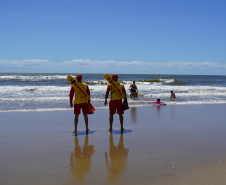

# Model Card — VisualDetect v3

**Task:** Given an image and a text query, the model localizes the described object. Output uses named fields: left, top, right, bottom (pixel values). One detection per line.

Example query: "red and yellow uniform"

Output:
left=70, top=82, right=90, bottom=114
left=107, top=82, right=125, bottom=114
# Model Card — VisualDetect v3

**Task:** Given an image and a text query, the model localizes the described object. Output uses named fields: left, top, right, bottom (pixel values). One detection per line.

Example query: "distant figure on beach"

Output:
left=155, top=99, right=163, bottom=104
left=149, top=99, right=165, bottom=105
left=69, top=74, right=90, bottom=135
left=129, top=81, right=138, bottom=99
left=171, top=90, right=176, bottom=99
left=104, top=74, right=126, bottom=132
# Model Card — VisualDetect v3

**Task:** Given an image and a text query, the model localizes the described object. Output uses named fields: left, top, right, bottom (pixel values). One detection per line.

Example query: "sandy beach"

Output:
left=1, top=104, right=226, bottom=185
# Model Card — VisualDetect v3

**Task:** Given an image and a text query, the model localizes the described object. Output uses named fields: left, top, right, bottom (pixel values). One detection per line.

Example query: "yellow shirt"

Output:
left=107, top=83, right=125, bottom=100
left=73, top=82, right=88, bottom=104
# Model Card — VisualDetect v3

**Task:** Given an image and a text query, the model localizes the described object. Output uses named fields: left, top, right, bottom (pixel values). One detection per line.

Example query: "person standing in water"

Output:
left=69, top=74, right=90, bottom=135
left=129, top=81, right=138, bottom=99
left=171, top=90, right=176, bottom=99
left=104, top=74, right=126, bottom=132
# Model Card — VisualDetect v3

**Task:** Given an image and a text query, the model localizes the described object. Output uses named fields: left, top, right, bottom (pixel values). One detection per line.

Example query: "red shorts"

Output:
left=74, top=103, right=89, bottom=115
left=109, top=100, right=124, bottom=115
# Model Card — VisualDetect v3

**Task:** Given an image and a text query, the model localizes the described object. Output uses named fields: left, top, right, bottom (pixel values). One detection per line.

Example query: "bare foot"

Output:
left=74, top=131, right=77, bottom=136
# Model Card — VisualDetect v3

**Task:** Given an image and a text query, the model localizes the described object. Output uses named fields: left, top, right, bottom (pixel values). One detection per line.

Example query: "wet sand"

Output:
left=1, top=104, right=226, bottom=185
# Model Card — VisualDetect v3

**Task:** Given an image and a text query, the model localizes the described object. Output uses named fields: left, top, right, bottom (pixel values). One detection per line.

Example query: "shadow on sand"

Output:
left=72, top=130, right=95, bottom=136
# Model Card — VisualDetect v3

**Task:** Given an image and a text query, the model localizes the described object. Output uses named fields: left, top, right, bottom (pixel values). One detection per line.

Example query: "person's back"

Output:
left=73, top=82, right=89, bottom=104
left=104, top=74, right=126, bottom=132
left=69, top=74, right=90, bottom=135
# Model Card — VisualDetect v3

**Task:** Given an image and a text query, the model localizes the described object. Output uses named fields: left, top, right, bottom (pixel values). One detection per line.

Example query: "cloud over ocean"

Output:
left=0, top=59, right=226, bottom=75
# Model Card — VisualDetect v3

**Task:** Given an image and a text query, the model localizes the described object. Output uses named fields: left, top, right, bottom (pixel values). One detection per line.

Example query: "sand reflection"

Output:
left=130, top=107, right=137, bottom=123
left=69, top=135, right=95, bottom=184
left=105, top=133, right=129, bottom=183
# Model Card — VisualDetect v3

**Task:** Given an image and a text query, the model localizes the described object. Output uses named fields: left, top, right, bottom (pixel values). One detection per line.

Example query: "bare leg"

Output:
left=83, top=114, right=89, bottom=132
left=74, top=114, right=79, bottom=133
left=109, top=114, right=113, bottom=132
left=119, top=114, right=124, bottom=131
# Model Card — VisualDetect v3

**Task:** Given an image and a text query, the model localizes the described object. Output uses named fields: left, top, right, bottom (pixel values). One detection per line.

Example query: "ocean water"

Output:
left=1, top=73, right=226, bottom=112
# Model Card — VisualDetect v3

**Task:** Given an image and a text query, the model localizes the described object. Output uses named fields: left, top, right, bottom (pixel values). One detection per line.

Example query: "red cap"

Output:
left=111, top=74, right=118, bottom=79
left=76, top=74, right=82, bottom=80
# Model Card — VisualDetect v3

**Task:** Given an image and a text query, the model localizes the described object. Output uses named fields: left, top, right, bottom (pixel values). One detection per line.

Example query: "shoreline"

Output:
left=1, top=104, right=226, bottom=185
left=1, top=102, right=226, bottom=113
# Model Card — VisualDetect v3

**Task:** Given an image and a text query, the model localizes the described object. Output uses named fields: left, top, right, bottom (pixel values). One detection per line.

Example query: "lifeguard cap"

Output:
left=76, top=74, right=82, bottom=80
left=111, top=74, right=118, bottom=79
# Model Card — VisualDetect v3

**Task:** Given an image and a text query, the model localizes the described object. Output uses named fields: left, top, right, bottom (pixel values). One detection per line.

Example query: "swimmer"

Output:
left=171, top=90, right=176, bottom=99
left=129, top=81, right=138, bottom=99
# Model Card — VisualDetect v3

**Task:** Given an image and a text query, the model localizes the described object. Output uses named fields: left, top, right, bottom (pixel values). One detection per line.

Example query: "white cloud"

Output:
left=0, top=59, right=49, bottom=65
left=0, top=59, right=52, bottom=73
left=0, top=59, right=226, bottom=75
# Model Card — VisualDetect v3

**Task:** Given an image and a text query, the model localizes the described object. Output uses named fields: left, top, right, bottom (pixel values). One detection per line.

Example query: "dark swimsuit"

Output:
left=130, top=85, right=137, bottom=92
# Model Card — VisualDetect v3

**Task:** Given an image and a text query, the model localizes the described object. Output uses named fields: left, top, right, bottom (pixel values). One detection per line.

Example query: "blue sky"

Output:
left=0, top=0, right=226, bottom=75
